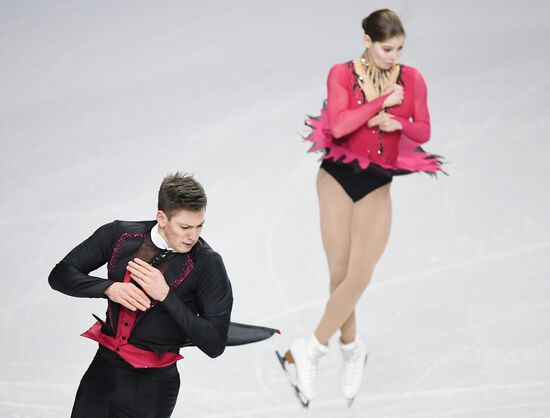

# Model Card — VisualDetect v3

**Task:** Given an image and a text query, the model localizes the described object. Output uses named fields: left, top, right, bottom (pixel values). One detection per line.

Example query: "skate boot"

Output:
left=339, top=336, right=368, bottom=407
left=275, top=336, right=328, bottom=407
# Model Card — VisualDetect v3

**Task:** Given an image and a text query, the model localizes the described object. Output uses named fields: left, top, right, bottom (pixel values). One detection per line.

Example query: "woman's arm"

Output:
left=326, top=64, right=389, bottom=139
left=390, top=69, right=431, bottom=143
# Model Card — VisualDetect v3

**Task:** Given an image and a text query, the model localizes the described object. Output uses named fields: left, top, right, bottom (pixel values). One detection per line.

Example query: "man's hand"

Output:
left=127, top=258, right=170, bottom=302
left=104, top=282, right=151, bottom=311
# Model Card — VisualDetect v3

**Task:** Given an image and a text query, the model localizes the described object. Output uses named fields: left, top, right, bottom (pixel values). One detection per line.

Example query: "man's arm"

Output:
left=160, top=252, right=233, bottom=358
left=48, top=221, right=118, bottom=298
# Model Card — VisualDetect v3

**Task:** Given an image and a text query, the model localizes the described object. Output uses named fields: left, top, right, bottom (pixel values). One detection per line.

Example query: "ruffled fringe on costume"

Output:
left=303, top=104, right=446, bottom=176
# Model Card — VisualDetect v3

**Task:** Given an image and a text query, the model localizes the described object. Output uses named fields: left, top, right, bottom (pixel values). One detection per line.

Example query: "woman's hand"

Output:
left=367, top=112, right=403, bottom=132
left=378, top=116, right=403, bottom=132
left=367, top=112, right=391, bottom=128
left=382, top=84, right=404, bottom=108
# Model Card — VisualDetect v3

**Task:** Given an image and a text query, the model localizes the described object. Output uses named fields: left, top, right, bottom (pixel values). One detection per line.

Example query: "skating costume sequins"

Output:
left=82, top=232, right=195, bottom=368
left=106, top=233, right=144, bottom=330
left=107, top=233, right=144, bottom=275
left=357, top=57, right=401, bottom=156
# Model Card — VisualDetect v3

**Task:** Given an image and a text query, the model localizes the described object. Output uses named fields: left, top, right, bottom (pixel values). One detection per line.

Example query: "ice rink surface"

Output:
left=1, top=0, right=549, bottom=416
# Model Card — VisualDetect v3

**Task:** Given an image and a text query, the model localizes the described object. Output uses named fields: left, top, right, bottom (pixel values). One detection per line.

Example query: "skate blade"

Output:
left=275, top=350, right=310, bottom=409
left=275, top=350, right=295, bottom=369
left=346, top=352, right=369, bottom=408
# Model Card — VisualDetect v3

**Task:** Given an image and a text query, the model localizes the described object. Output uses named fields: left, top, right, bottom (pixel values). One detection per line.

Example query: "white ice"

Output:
left=1, top=0, right=549, bottom=417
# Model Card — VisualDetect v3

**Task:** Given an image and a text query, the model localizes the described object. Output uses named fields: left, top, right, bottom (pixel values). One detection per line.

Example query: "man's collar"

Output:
left=150, top=223, right=176, bottom=252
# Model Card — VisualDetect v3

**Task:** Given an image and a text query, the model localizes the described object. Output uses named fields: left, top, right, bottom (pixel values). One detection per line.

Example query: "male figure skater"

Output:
left=49, top=173, right=233, bottom=418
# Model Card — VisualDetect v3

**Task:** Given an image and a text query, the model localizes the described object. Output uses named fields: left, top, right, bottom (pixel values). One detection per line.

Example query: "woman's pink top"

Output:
left=306, top=61, right=443, bottom=174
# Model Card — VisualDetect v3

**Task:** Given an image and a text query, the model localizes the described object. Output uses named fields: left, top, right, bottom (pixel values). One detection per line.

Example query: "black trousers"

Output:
left=71, top=347, right=180, bottom=418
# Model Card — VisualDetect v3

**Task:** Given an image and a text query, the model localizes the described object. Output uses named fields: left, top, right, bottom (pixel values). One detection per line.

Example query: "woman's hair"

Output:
left=362, top=9, right=405, bottom=42
left=158, top=172, right=207, bottom=218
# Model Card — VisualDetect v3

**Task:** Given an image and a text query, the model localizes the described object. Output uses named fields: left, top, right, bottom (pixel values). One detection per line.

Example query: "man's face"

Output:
left=157, top=208, right=205, bottom=253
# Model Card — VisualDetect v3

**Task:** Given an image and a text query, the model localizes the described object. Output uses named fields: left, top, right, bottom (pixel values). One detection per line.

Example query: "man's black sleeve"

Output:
left=160, top=252, right=233, bottom=358
left=48, top=221, right=117, bottom=298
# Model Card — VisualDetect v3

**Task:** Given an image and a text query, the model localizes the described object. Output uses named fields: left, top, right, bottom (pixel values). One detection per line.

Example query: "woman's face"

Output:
left=364, top=35, right=405, bottom=70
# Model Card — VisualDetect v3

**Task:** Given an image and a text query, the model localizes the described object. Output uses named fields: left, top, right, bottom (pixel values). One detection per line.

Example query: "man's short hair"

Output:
left=158, top=172, right=207, bottom=218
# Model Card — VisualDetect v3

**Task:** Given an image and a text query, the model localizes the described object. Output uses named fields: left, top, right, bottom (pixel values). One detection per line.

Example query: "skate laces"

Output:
left=342, top=347, right=359, bottom=380
left=341, top=342, right=365, bottom=385
left=302, top=346, right=320, bottom=384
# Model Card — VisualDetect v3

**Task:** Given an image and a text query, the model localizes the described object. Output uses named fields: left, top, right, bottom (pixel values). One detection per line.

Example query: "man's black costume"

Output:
left=50, top=220, right=275, bottom=417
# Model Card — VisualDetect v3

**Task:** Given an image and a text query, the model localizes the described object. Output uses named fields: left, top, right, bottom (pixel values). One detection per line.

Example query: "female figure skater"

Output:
left=278, top=9, right=443, bottom=406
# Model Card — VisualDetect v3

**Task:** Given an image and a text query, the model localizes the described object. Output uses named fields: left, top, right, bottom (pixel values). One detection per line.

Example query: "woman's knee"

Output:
left=346, top=271, right=374, bottom=293
left=329, top=266, right=347, bottom=288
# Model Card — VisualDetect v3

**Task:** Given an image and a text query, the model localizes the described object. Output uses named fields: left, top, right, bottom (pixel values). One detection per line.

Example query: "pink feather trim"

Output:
left=304, top=108, right=444, bottom=174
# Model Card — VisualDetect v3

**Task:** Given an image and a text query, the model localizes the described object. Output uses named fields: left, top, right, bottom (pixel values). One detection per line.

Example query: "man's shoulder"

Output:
left=192, top=237, right=217, bottom=259
left=110, top=220, right=156, bottom=236
left=87, top=220, right=155, bottom=246
left=191, top=238, right=228, bottom=269
left=191, top=239, right=231, bottom=289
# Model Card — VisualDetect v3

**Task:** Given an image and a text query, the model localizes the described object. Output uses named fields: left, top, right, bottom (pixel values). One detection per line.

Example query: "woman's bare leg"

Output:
left=315, top=182, right=392, bottom=345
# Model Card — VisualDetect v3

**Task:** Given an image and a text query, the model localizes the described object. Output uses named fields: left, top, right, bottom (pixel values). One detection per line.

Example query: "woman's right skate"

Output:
left=275, top=336, right=328, bottom=408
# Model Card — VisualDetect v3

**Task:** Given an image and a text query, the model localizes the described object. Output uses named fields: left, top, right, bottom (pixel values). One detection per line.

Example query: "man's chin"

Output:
left=177, top=243, right=194, bottom=253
